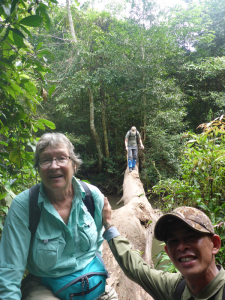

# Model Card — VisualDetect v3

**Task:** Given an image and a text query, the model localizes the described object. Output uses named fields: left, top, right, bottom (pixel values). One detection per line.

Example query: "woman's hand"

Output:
left=102, top=197, right=112, bottom=229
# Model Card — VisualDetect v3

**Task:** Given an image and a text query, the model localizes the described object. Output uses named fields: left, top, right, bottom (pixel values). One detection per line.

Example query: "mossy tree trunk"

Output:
left=88, top=88, right=103, bottom=172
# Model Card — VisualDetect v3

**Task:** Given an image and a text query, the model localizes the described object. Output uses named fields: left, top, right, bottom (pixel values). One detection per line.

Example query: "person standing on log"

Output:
left=102, top=199, right=225, bottom=300
left=125, top=126, right=144, bottom=172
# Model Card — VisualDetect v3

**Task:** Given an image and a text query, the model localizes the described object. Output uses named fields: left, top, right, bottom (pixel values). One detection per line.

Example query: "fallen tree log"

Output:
left=102, top=164, right=162, bottom=300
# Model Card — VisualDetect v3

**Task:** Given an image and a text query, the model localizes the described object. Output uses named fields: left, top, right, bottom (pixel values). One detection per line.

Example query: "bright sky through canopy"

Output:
left=156, top=0, right=186, bottom=7
left=58, top=0, right=187, bottom=8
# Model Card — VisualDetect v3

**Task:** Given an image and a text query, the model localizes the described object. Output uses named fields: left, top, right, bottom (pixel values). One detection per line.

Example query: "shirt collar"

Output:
left=72, top=177, right=86, bottom=200
left=183, top=265, right=225, bottom=299
left=37, top=177, right=86, bottom=206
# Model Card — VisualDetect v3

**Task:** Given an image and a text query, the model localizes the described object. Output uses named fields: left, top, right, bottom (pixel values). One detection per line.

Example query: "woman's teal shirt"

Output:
left=0, top=177, right=104, bottom=300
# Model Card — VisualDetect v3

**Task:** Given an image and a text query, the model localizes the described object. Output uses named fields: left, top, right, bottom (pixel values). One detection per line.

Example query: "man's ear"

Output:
left=212, top=234, right=221, bottom=255
left=164, top=244, right=171, bottom=258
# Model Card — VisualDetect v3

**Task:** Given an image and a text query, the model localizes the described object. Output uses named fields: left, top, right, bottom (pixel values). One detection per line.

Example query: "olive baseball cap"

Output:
left=154, top=206, right=215, bottom=241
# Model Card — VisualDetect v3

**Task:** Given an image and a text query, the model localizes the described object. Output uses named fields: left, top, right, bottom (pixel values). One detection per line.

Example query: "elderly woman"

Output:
left=0, top=133, right=117, bottom=300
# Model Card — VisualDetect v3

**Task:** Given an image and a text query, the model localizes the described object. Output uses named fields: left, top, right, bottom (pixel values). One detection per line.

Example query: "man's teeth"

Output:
left=180, top=257, right=195, bottom=262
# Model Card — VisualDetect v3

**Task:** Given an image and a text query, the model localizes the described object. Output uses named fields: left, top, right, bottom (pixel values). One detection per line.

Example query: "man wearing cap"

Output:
left=125, top=126, right=144, bottom=172
left=102, top=199, right=225, bottom=299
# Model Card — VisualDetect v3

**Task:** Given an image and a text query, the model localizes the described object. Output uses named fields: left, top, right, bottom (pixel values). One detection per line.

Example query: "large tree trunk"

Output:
left=88, top=88, right=103, bottom=172
left=100, top=85, right=109, bottom=158
left=142, top=93, right=147, bottom=142
left=141, top=45, right=146, bottom=143
left=66, top=0, right=77, bottom=44
left=102, top=165, right=161, bottom=299
left=141, top=91, right=147, bottom=172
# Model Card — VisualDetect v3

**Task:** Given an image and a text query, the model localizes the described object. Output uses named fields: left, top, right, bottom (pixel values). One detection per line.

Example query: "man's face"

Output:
left=164, top=220, right=220, bottom=281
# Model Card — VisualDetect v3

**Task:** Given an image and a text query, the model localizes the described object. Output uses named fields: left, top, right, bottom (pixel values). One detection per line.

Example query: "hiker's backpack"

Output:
left=29, top=180, right=95, bottom=238
left=128, top=130, right=139, bottom=143
left=175, top=278, right=225, bottom=300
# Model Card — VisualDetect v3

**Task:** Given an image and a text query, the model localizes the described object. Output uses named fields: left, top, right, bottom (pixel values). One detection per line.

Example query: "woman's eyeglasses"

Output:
left=39, top=156, right=71, bottom=168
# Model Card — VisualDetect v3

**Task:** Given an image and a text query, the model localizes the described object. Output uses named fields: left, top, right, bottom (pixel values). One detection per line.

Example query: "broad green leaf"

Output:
left=36, top=42, right=43, bottom=51
left=25, top=93, right=41, bottom=105
left=20, top=74, right=30, bottom=80
left=0, top=26, right=7, bottom=38
left=19, top=24, right=33, bottom=38
left=0, top=141, right=8, bottom=147
left=19, top=15, right=43, bottom=27
left=9, top=150, right=21, bottom=168
left=7, top=86, right=16, bottom=99
left=11, top=0, right=19, bottom=14
left=9, top=28, right=25, bottom=38
left=33, top=63, right=46, bottom=72
left=14, top=113, right=27, bottom=121
left=36, top=6, right=41, bottom=16
left=0, top=192, right=8, bottom=201
left=2, top=4, right=11, bottom=16
left=45, top=14, right=51, bottom=30
left=32, top=123, right=39, bottom=132
left=14, top=70, right=20, bottom=84
left=24, top=82, right=38, bottom=95
left=13, top=31, right=24, bottom=47
left=38, top=119, right=56, bottom=129
left=39, top=7, right=51, bottom=30
left=48, top=84, right=56, bottom=97
left=1, top=27, right=10, bottom=42
left=10, top=81, right=23, bottom=94
left=36, top=122, right=45, bottom=130
left=5, top=194, right=14, bottom=207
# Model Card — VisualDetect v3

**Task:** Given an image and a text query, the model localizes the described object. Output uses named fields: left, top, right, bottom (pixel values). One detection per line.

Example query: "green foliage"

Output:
left=32, top=3, right=187, bottom=191
left=178, top=56, right=225, bottom=130
left=0, top=0, right=56, bottom=233
left=152, top=116, right=225, bottom=268
left=1, top=0, right=222, bottom=195
left=133, top=249, right=144, bottom=257
left=154, top=243, right=178, bottom=273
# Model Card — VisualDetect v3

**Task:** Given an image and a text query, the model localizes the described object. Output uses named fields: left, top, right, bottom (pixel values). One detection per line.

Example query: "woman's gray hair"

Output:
left=34, top=133, right=82, bottom=169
